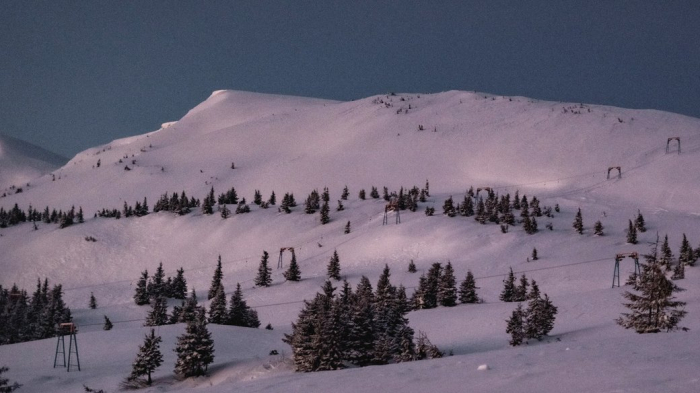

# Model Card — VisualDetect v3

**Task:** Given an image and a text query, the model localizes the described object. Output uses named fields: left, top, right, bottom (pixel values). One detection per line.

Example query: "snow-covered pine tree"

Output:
left=617, top=243, right=687, bottom=333
left=171, top=268, right=187, bottom=300
left=678, top=234, right=694, bottom=267
left=635, top=210, right=646, bottom=232
left=407, top=260, right=417, bottom=273
left=144, top=295, right=168, bottom=326
left=414, top=331, right=443, bottom=360
left=413, top=263, right=441, bottom=309
left=174, top=308, right=215, bottom=378
left=253, top=190, right=262, bottom=205
left=531, top=248, right=538, bottom=261
left=284, top=252, right=302, bottom=281
left=178, top=289, right=200, bottom=323
left=149, top=262, right=166, bottom=300
left=573, top=208, right=583, bottom=234
left=220, top=204, right=231, bottom=218
left=458, top=270, right=480, bottom=304
left=254, top=251, right=272, bottom=287
left=268, top=191, right=276, bottom=205
left=344, top=221, right=351, bottom=234
left=127, top=328, right=163, bottom=386
left=527, top=280, right=541, bottom=300
left=320, top=200, right=330, bottom=224
left=370, top=186, right=379, bottom=199
left=0, top=366, right=21, bottom=392
left=671, top=259, right=685, bottom=280
left=358, top=189, right=366, bottom=200
left=227, top=283, right=259, bottom=327
left=134, top=270, right=150, bottom=305
left=103, top=315, right=113, bottom=330
left=626, top=220, right=638, bottom=244
left=89, top=292, right=97, bottom=309
left=336, top=200, right=344, bottom=211
left=208, top=256, right=224, bottom=300
left=506, top=303, right=526, bottom=346
left=327, top=250, right=341, bottom=281
left=341, top=185, right=349, bottom=200
left=514, top=274, right=529, bottom=302
left=594, top=220, right=604, bottom=236
left=500, top=268, right=517, bottom=302
left=442, top=196, right=456, bottom=217
left=524, top=293, right=558, bottom=341
left=659, top=234, right=674, bottom=271
left=208, top=287, right=227, bottom=324
left=437, top=261, right=457, bottom=307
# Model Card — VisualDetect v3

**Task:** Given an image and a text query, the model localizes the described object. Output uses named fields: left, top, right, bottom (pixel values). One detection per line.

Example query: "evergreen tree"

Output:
left=437, top=262, right=457, bottom=307
left=327, top=250, right=341, bottom=281
left=514, top=274, right=529, bottom=302
left=171, top=268, right=188, bottom=300
left=531, top=248, right=538, bottom=261
left=208, top=256, right=224, bottom=300
left=659, top=234, right=674, bottom=271
left=89, top=292, right=97, bottom=309
left=320, top=200, right=330, bottom=224
left=284, top=252, right=302, bottom=281
left=253, top=190, right=262, bottom=205
left=224, top=282, right=260, bottom=328
left=525, top=293, right=558, bottom=341
left=617, top=244, right=687, bottom=333
left=127, top=328, right=163, bottom=386
left=442, top=196, right=456, bottom=217
left=174, top=308, right=215, bottom=378
left=149, top=263, right=166, bottom=299
left=103, top=315, right=113, bottom=331
left=179, top=289, right=200, bottom=323
left=254, top=251, right=272, bottom=287
left=573, top=208, right=583, bottom=234
left=414, top=331, right=442, bottom=360
left=671, top=259, right=685, bottom=280
left=678, top=234, right=694, bottom=267
left=594, top=220, right=604, bottom=236
left=500, top=268, right=517, bottom=302
left=220, top=204, right=231, bottom=219
left=268, top=191, right=276, bottom=205
left=458, top=270, right=480, bottom=304
left=344, top=221, right=351, bottom=234
left=412, top=263, right=442, bottom=309
left=370, top=186, right=379, bottom=199
left=527, top=280, right=541, bottom=300
left=358, top=189, right=366, bottom=200
left=0, top=366, right=21, bottom=392
left=208, top=287, right=228, bottom=324
left=626, top=220, right=638, bottom=244
left=635, top=210, right=646, bottom=232
left=506, top=303, right=526, bottom=346
left=144, top=295, right=168, bottom=327
left=407, top=260, right=417, bottom=273
left=341, top=185, right=349, bottom=200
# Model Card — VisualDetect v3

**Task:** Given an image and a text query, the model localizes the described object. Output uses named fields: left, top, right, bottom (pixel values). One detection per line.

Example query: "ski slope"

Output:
left=1, top=90, right=699, bottom=393
left=0, top=133, right=67, bottom=191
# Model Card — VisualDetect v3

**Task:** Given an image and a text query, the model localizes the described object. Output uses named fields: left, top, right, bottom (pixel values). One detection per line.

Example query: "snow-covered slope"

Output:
left=0, top=133, right=67, bottom=191
left=1, top=90, right=699, bottom=393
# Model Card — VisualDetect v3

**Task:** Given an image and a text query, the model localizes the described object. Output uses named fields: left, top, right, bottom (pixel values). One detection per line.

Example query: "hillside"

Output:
left=0, top=133, right=67, bottom=191
left=0, top=90, right=699, bottom=393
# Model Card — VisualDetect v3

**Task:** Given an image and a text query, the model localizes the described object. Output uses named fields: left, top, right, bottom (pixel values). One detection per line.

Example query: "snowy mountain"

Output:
left=0, top=90, right=699, bottom=393
left=0, top=133, right=67, bottom=191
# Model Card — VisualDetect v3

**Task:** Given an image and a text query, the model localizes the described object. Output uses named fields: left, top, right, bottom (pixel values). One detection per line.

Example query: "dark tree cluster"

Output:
left=0, top=204, right=85, bottom=229
left=439, top=188, right=548, bottom=235
left=134, top=263, right=188, bottom=306
left=412, top=262, right=476, bottom=309
left=153, top=190, right=200, bottom=215
left=618, top=242, right=686, bottom=333
left=506, top=290, right=558, bottom=346
left=284, top=266, right=441, bottom=372
left=0, top=279, right=72, bottom=345
left=499, top=268, right=538, bottom=303
left=122, top=198, right=150, bottom=218
left=279, top=193, right=297, bottom=213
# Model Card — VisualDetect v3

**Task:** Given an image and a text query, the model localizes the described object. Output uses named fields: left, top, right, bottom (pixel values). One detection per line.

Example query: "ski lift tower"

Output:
left=54, top=322, right=81, bottom=372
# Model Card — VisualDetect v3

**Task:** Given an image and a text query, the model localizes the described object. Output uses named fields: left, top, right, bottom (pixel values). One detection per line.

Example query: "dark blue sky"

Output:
left=2, top=1, right=699, bottom=157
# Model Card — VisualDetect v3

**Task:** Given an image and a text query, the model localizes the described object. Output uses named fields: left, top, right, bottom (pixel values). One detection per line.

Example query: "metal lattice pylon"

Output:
left=54, top=323, right=80, bottom=372
left=612, top=252, right=641, bottom=288
left=383, top=198, right=400, bottom=225
left=666, top=137, right=681, bottom=154
left=278, top=247, right=295, bottom=269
